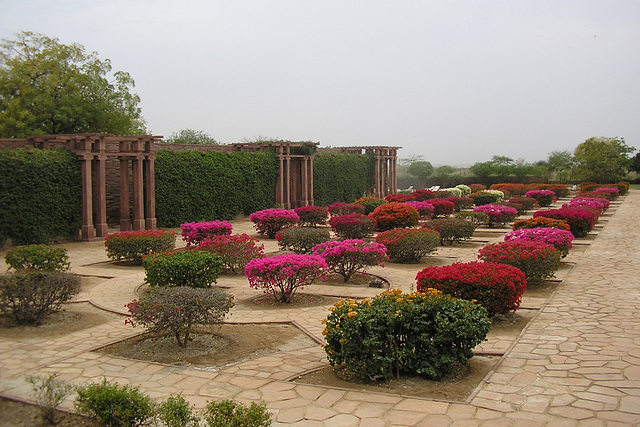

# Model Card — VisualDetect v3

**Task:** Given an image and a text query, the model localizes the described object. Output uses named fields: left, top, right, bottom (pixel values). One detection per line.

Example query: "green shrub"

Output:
left=143, top=250, right=223, bottom=288
left=455, top=211, right=489, bottom=227
left=0, top=271, right=80, bottom=325
left=197, top=234, right=265, bottom=273
left=375, top=228, right=440, bottom=263
left=203, top=399, right=272, bottom=427
left=5, top=244, right=70, bottom=272
left=354, top=196, right=388, bottom=214
left=275, top=227, right=331, bottom=254
left=469, top=191, right=501, bottom=206
left=156, top=394, right=200, bottom=427
left=26, top=373, right=72, bottom=425
left=313, top=152, right=375, bottom=206
left=126, top=286, right=233, bottom=347
left=105, top=230, right=176, bottom=265
left=0, top=148, right=82, bottom=245
left=323, top=289, right=491, bottom=381
left=424, top=218, right=475, bottom=245
left=74, top=378, right=155, bottom=427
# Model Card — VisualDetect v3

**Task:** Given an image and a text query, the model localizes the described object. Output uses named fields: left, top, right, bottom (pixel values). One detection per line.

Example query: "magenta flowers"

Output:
left=249, top=208, right=299, bottom=238
left=312, top=239, right=388, bottom=282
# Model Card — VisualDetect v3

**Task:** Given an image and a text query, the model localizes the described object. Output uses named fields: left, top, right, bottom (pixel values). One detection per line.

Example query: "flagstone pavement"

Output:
left=1, top=191, right=639, bottom=425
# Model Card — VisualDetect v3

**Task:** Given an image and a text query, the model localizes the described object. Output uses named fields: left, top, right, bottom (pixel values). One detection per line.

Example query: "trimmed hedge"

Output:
left=313, top=152, right=375, bottom=206
left=155, top=150, right=278, bottom=227
left=0, top=148, right=82, bottom=245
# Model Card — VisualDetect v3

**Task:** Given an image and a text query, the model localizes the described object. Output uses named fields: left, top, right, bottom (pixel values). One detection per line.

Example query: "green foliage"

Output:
left=424, top=217, right=476, bottom=245
left=5, top=244, right=70, bottom=271
left=26, top=373, right=72, bottom=425
left=313, top=152, right=375, bottom=206
left=323, top=289, right=491, bottom=381
left=469, top=191, right=502, bottom=206
left=275, top=226, right=331, bottom=254
left=406, top=161, right=433, bottom=186
left=74, top=378, right=155, bottom=427
left=0, top=148, right=82, bottom=245
left=155, top=150, right=278, bottom=227
left=0, top=31, right=145, bottom=137
left=105, top=230, right=176, bottom=265
left=375, top=228, right=440, bottom=263
left=203, top=399, right=272, bottom=427
left=162, top=129, right=218, bottom=145
left=0, top=271, right=80, bottom=325
left=143, top=250, right=223, bottom=288
left=455, top=211, right=489, bottom=227
left=574, top=137, right=635, bottom=183
left=156, top=394, right=200, bottom=427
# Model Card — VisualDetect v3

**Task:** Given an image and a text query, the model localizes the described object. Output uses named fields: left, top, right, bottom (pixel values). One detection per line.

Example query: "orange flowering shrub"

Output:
left=368, top=203, right=419, bottom=231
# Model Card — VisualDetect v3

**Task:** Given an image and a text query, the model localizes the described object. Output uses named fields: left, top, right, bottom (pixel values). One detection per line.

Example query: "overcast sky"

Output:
left=2, top=1, right=639, bottom=165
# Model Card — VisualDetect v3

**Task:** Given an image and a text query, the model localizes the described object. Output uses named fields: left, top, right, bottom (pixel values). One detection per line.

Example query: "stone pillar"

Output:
left=308, top=156, right=314, bottom=206
left=132, top=153, right=145, bottom=230
left=275, top=146, right=285, bottom=207
left=145, top=152, right=157, bottom=230
left=119, top=157, right=131, bottom=231
left=93, top=152, right=108, bottom=237
left=284, top=150, right=291, bottom=209
left=80, top=153, right=95, bottom=240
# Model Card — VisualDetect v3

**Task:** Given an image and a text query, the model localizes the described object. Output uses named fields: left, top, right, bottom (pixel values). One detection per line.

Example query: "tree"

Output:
left=0, top=31, right=145, bottom=138
left=163, top=129, right=218, bottom=144
left=406, top=160, right=433, bottom=185
left=546, top=150, right=575, bottom=183
left=631, top=152, right=640, bottom=174
left=573, top=137, right=635, bottom=183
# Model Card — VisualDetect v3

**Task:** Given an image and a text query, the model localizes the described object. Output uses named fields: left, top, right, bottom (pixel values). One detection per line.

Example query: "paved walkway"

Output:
left=1, top=192, right=639, bottom=425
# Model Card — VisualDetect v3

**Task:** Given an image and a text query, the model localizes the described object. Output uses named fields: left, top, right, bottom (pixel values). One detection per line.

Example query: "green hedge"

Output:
left=313, top=152, right=374, bottom=206
left=155, top=150, right=278, bottom=227
left=0, top=148, right=82, bottom=245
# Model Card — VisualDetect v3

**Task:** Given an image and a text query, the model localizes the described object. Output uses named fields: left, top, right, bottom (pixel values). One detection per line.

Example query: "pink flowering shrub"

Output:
left=403, top=201, right=435, bottom=219
left=472, top=204, right=518, bottom=227
left=245, top=254, right=327, bottom=303
left=478, top=240, right=561, bottom=282
left=180, top=220, right=233, bottom=246
left=197, top=234, right=265, bottom=273
left=533, top=208, right=597, bottom=238
left=504, top=227, right=574, bottom=258
left=416, top=261, right=526, bottom=316
left=592, top=187, right=620, bottom=200
left=249, top=208, right=299, bottom=238
left=105, top=230, right=176, bottom=265
left=524, top=190, right=556, bottom=207
left=507, top=196, right=538, bottom=213
left=329, top=213, right=376, bottom=239
left=375, top=228, right=440, bottom=263
left=312, top=240, right=388, bottom=281
left=327, top=202, right=365, bottom=216
left=565, top=197, right=610, bottom=214
left=294, top=206, right=329, bottom=226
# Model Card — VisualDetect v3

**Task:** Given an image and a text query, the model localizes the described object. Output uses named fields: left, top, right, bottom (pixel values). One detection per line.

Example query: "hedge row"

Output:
left=313, top=152, right=375, bottom=206
left=0, top=148, right=82, bottom=245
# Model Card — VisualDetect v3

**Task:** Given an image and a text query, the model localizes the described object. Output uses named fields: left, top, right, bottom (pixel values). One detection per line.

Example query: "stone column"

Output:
left=308, top=156, right=315, bottom=206
left=119, top=156, right=131, bottom=231
left=80, top=153, right=95, bottom=240
left=145, top=152, right=157, bottom=230
left=93, top=152, right=108, bottom=237
left=132, top=153, right=145, bottom=230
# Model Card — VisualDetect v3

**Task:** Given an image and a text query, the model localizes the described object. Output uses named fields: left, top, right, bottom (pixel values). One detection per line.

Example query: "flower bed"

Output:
left=375, top=228, right=440, bottom=263
left=180, top=220, right=233, bottom=246
left=429, top=199, right=455, bottom=217
left=478, top=240, right=561, bottom=281
left=504, top=227, right=574, bottom=258
left=512, top=216, right=571, bottom=231
left=533, top=208, right=597, bottom=237
left=472, top=204, right=518, bottom=227
left=524, top=190, right=556, bottom=207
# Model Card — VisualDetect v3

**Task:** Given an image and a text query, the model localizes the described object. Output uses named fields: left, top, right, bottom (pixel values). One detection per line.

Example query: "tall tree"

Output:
left=573, top=137, right=635, bottom=183
left=0, top=31, right=145, bottom=137
left=546, top=150, right=575, bottom=183
left=406, top=160, right=433, bottom=186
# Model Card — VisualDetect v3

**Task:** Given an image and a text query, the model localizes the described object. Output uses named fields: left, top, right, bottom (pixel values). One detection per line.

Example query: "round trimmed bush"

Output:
left=470, top=191, right=503, bottom=206
left=504, top=227, right=575, bottom=258
left=329, top=213, right=376, bottom=240
left=429, top=199, right=455, bottom=217
left=276, top=226, right=331, bottom=254
left=294, top=205, right=329, bottom=226
left=75, top=379, right=155, bottom=426
left=423, top=217, right=475, bottom=245
left=4, top=244, right=70, bottom=272
left=442, top=196, right=474, bottom=212
left=180, top=220, right=233, bottom=246
left=105, top=230, right=176, bottom=265
left=473, top=204, right=518, bottom=227
left=327, top=202, right=365, bottom=216
left=533, top=208, right=597, bottom=237
left=312, top=239, right=388, bottom=281
left=478, top=240, right=562, bottom=282
left=143, top=250, right=223, bottom=288
left=369, top=202, right=420, bottom=231
left=197, top=234, right=265, bottom=273
left=354, top=197, right=388, bottom=215
left=455, top=211, right=489, bottom=227
left=512, top=216, right=571, bottom=231
left=249, top=208, right=299, bottom=238
left=375, top=228, right=440, bottom=263
left=403, top=201, right=435, bottom=219
left=416, top=261, right=527, bottom=316
left=524, top=190, right=556, bottom=207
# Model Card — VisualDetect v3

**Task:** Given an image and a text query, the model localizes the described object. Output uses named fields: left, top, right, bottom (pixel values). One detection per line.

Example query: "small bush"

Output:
left=313, top=239, right=388, bottom=281
left=329, top=213, right=376, bottom=240
left=504, top=227, right=575, bottom=258
left=180, top=220, right=233, bottom=246
left=533, top=208, right=597, bottom=237
left=442, top=196, right=474, bottom=212
left=403, top=201, right=435, bottom=219
left=478, top=240, right=561, bottom=282
left=143, top=250, right=223, bottom=288
left=26, top=373, right=72, bottom=425
left=512, top=216, right=571, bottom=231
left=249, top=208, right=299, bottom=238
left=0, top=271, right=80, bottom=325
left=354, top=196, right=388, bottom=214
left=245, top=254, right=327, bottom=303
left=385, top=193, right=413, bottom=203
left=276, top=227, right=331, bottom=254
left=565, top=197, right=610, bottom=214
left=416, top=261, right=527, bottom=316
left=126, top=286, right=233, bottom=347
left=294, top=205, right=329, bottom=226
left=473, top=204, right=518, bottom=227
left=323, top=289, right=491, bottom=381
left=469, top=184, right=486, bottom=193
left=375, top=228, right=440, bottom=263
left=423, top=217, right=475, bottom=245
left=203, top=399, right=272, bottom=427
left=74, top=378, right=155, bottom=427
left=508, top=196, right=538, bottom=213
left=409, top=189, right=437, bottom=201
left=327, top=202, right=365, bottom=216
left=157, top=394, right=200, bottom=427
left=456, top=184, right=472, bottom=197
left=592, top=187, right=620, bottom=200
left=455, top=211, right=489, bottom=227
left=429, top=199, right=455, bottom=217
left=105, top=230, right=176, bottom=265
left=5, top=244, right=70, bottom=272
left=524, top=190, right=556, bottom=207
left=369, top=202, right=420, bottom=231
left=197, top=234, right=265, bottom=273
left=469, top=190, right=503, bottom=206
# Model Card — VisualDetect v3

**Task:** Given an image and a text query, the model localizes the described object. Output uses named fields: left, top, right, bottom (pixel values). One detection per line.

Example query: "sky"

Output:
left=1, top=1, right=639, bottom=166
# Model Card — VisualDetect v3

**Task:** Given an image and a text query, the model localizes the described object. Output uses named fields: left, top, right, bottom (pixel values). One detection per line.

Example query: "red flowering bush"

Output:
left=329, top=213, right=376, bottom=239
left=197, top=234, right=265, bottom=273
left=491, top=183, right=527, bottom=196
left=512, top=216, right=571, bottom=231
left=429, top=199, right=455, bottom=217
left=249, top=208, right=299, bottom=238
left=294, top=205, right=329, bottom=227
left=416, top=261, right=527, bottom=316
left=403, top=201, right=435, bottom=219
left=565, top=197, right=610, bottom=214
left=504, top=227, right=574, bottom=258
left=276, top=227, right=331, bottom=254
left=180, top=220, right=233, bottom=246
left=323, top=289, right=491, bottom=381
left=524, top=190, right=556, bottom=207
left=469, top=184, right=486, bottom=193
left=537, top=184, right=570, bottom=198
left=472, top=204, right=518, bottom=227
left=508, top=196, right=538, bottom=213
left=313, top=239, right=387, bottom=281
left=375, top=228, right=440, bottom=263
left=442, top=196, right=474, bottom=212
left=423, top=218, right=475, bottom=245
left=592, top=187, right=620, bottom=200
left=369, top=203, right=420, bottom=231
left=384, top=193, right=413, bottom=203
left=478, top=240, right=561, bottom=282
left=245, top=254, right=327, bottom=303
left=327, top=202, right=365, bottom=216
left=143, top=250, right=223, bottom=288
left=409, top=189, right=437, bottom=201
left=105, top=230, right=176, bottom=265
left=533, top=208, right=597, bottom=237
left=354, top=197, right=388, bottom=214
